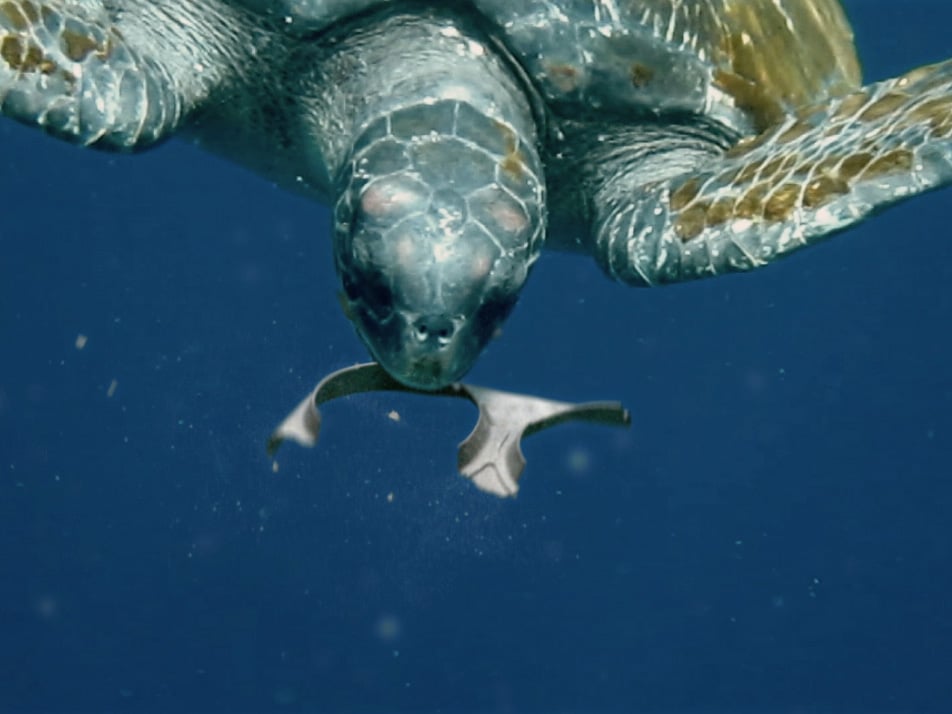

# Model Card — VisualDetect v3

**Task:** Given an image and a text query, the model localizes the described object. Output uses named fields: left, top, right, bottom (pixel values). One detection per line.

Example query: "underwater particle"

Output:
left=387, top=409, right=400, bottom=422
left=387, top=491, right=394, bottom=503
left=565, top=446, right=592, bottom=474
left=33, top=594, right=59, bottom=619
left=272, top=460, right=280, bottom=473
left=74, top=334, right=87, bottom=350
left=374, top=613, right=402, bottom=643
left=106, top=379, right=118, bottom=398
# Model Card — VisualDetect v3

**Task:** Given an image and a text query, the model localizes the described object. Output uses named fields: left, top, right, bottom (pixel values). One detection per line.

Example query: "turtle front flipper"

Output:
left=0, top=0, right=257, bottom=150
left=593, top=60, right=952, bottom=286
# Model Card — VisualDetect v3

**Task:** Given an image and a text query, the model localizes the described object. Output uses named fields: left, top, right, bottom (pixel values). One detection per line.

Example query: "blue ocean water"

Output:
left=1, top=2, right=950, bottom=711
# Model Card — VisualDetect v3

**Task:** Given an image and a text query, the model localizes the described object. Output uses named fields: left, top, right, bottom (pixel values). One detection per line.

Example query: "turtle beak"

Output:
left=368, top=310, right=473, bottom=390
left=401, top=312, right=467, bottom=387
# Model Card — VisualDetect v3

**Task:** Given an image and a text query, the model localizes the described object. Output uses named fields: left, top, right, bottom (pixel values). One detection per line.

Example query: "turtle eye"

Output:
left=473, top=291, right=518, bottom=339
left=340, top=262, right=394, bottom=320
left=340, top=269, right=361, bottom=301
left=359, top=269, right=395, bottom=321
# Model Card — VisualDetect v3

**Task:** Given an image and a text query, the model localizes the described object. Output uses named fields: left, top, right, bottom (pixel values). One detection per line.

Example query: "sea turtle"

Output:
left=3, top=0, right=952, bottom=493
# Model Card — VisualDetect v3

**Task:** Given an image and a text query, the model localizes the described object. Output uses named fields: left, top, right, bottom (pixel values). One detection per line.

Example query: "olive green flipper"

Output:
left=0, top=0, right=253, bottom=149
left=595, top=60, right=952, bottom=286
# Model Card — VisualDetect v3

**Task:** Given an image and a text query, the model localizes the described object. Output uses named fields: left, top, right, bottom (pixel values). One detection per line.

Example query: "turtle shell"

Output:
left=233, top=0, right=394, bottom=31
left=475, top=0, right=863, bottom=134
left=236, top=0, right=861, bottom=135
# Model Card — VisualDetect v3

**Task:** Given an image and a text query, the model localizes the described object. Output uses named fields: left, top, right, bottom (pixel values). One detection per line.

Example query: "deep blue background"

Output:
left=1, top=2, right=950, bottom=712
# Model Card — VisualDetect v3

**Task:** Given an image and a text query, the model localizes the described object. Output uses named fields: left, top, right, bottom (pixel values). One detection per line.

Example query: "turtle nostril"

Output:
left=412, top=315, right=456, bottom=347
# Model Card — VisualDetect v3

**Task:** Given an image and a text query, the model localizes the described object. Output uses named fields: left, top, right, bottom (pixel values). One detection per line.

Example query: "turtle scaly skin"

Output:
left=0, top=1, right=251, bottom=148
left=595, top=61, right=952, bottom=285
left=3, top=0, right=952, bottom=390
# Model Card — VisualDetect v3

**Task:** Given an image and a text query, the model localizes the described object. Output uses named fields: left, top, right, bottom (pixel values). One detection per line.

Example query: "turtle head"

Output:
left=334, top=107, right=545, bottom=390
